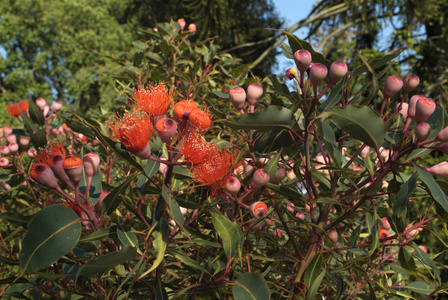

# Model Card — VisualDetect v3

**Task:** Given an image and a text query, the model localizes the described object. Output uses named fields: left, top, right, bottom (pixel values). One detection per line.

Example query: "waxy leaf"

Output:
left=102, top=173, right=138, bottom=215
left=233, top=273, right=270, bottom=300
left=394, top=173, right=418, bottom=217
left=28, top=98, right=45, bottom=126
left=211, top=212, right=244, bottom=259
left=307, top=270, right=326, bottom=300
left=304, top=251, right=323, bottom=290
left=20, top=205, right=81, bottom=274
left=319, top=105, right=386, bottom=149
left=407, top=281, right=436, bottom=295
left=416, top=167, right=448, bottom=213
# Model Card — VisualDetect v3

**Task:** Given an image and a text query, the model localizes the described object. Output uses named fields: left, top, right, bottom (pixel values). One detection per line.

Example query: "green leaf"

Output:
left=143, top=159, right=160, bottom=179
left=268, top=75, right=293, bottom=98
left=30, top=128, right=47, bottom=150
left=351, top=50, right=402, bottom=78
left=265, top=182, right=305, bottom=202
left=102, top=173, right=138, bottom=215
left=280, top=43, right=294, bottom=59
left=79, top=226, right=117, bottom=243
left=416, top=167, right=448, bottom=213
left=304, top=251, right=323, bottom=290
left=407, top=281, right=436, bottom=295
left=28, top=99, right=45, bottom=126
left=319, top=77, right=346, bottom=111
left=19, top=205, right=81, bottom=274
left=306, top=270, right=325, bottom=300
left=78, top=245, right=138, bottom=277
left=161, top=184, right=185, bottom=227
left=116, top=224, right=138, bottom=248
left=398, top=247, right=416, bottom=273
left=394, top=173, right=418, bottom=217
left=232, top=273, right=270, bottom=300
left=354, top=50, right=379, bottom=105
left=224, top=106, right=297, bottom=132
left=411, top=243, right=440, bottom=283
left=155, top=283, right=169, bottom=300
left=211, top=212, right=244, bottom=259
left=404, top=148, right=433, bottom=163
left=172, top=251, right=210, bottom=274
left=263, top=152, right=281, bottom=179
left=319, top=105, right=386, bottom=149
left=0, top=212, right=32, bottom=228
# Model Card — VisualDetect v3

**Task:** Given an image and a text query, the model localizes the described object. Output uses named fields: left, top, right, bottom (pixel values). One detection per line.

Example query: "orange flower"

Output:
left=190, top=146, right=240, bottom=196
left=174, top=100, right=198, bottom=121
left=6, top=100, right=29, bottom=117
left=134, top=83, right=172, bottom=117
left=178, top=133, right=215, bottom=164
left=379, top=228, right=390, bottom=239
left=109, top=108, right=154, bottom=155
left=189, top=108, right=212, bottom=133
left=36, top=141, right=66, bottom=167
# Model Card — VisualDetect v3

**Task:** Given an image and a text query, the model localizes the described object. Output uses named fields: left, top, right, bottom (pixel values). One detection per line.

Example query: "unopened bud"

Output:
left=83, top=152, right=100, bottom=178
left=309, top=63, right=328, bottom=86
left=0, top=146, right=10, bottom=155
left=63, top=155, right=84, bottom=184
left=426, top=161, right=448, bottom=177
left=437, top=126, right=448, bottom=143
left=30, top=163, right=59, bottom=190
left=329, top=61, right=348, bottom=84
left=405, top=225, right=419, bottom=239
left=251, top=169, right=270, bottom=189
left=293, top=49, right=312, bottom=73
left=27, top=148, right=37, bottom=157
left=3, top=126, right=13, bottom=137
left=43, top=105, right=50, bottom=117
left=229, top=87, right=246, bottom=111
left=296, top=212, right=305, bottom=220
left=396, top=102, right=408, bottom=120
left=250, top=202, right=267, bottom=219
left=0, top=157, right=9, bottom=167
left=8, top=143, right=19, bottom=154
left=6, top=134, right=16, bottom=144
left=188, top=23, right=196, bottom=33
left=404, top=74, right=420, bottom=93
left=35, top=97, right=46, bottom=110
left=415, top=97, right=436, bottom=123
left=380, top=217, right=391, bottom=230
left=20, top=137, right=30, bottom=147
left=271, top=168, right=286, bottom=184
left=379, top=228, right=390, bottom=239
left=415, top=122, right=431, bottom=142
left=407, top=95, right=422, bottom=119
left=177, top=18, right=186, bottom=31
left=246, top=84, right=263, bottom=106
left=156, top=118, right=177, bottom=144
left=383, top=75, right=403, bottom=99
left=225, top=176, right=241, bottom=195
left=328, top=230, right=338, bottom=243
left=52, top=101, right=62, bottom=112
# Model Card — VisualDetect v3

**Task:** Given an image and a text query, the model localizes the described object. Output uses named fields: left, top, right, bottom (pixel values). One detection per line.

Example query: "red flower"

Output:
left=178, top=133, right=215, bottom=165
left=6, top=100, right=29, bottom=117
left=109, top=108, right=154, bottom=157
left=134, top=83, right=172, bottom=117
left=36, top=141, right=66, bottom=167
left=188, top=108, right=212, bottom=133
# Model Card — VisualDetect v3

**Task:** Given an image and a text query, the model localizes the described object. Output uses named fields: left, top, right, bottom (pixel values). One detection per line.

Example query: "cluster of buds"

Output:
left=177, top=18, right=196, bottom=34
left=0, top=126, right=33, bottom=168
left=229, top=84, right=264, bottom=114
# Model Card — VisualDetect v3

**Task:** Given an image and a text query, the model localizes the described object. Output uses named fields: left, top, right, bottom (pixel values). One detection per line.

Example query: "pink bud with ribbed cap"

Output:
left=293, top=49, right=312, bottom=73
left=0, top=157, right=9, bottom=167
left=296, top=212, right=305, bottom=220
left=27, top=148, right=37, bottom=158
left=43, top=105, right=50, bottom=117
left=8, top=143, right=19, bottom=154
left=251, top=169, right=270, bottom=189
left=425, top=162, right=448, bottom=177
left=83, top=152, right=100, bottom=178
left=6, top=134, right=16, bottom=144
left=20, top=137, right=30, bottom=148
left=437, top=126, right=448, bottom=142
left=249, top=202, right=268, bottom=219
left=404, top=74, right=420, bottom=93
left=229, top=87, right=246, bottom=111
left=383, top=75, right=403, bottom=99
left=328, top=230, right=338, bottom=243
left=35, top=97, right=46, bottom=110
left=309, top=63, right=328, bottom=86
left=271, top=168, right=286, bottom=184
left=156, top=118, right=177, bottom=144
left=415, top=122, right=430, bottom=142
left=63, top=155, right=84, bottom=184
left=30, top=163, right=59, bottom=190
left=380, top=217, right=391, bottom=230
left=329, top=61, right=348, bottom=84
left=3, top=126, right=13, bottom=137
left=52, top=101, right=62, bottom=112
left=225, top=176, right=241, bottom=195
left=407, top=95, right=422, bottom=119
left=246, top=84, right=263, bottom=106
left=415, top=97, right=436, bottom=123
left=188, top=23, right=196, bottom=33
left=0, top=146, right=10, bottom=155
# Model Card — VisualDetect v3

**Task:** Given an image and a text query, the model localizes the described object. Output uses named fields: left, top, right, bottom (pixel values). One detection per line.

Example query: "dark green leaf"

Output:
left=79, top=226, right=118, bottom=243
left=211, top=212, right=244, bottom=259
left=319, top=77, right=346, bottom=111
left=162, top=184, right=185, bottom=227
left=351, top=50, right=402, bottom=78
left=306, top=270, right=325, bottom=300
left=398, top=247, right=416, bottom=273
left=304, top=251, right=323, bottom=290
left=102, top=173, right=137, bottom=215
left=411, top=243, right=440, bottom=283
left=233, top=273, right=270, bottom=300
left=416, top=167, right=448, bottom=213
left=281, top=43, right=294, bottom=59
left=394, top=173, right=418, bottom=217
left=0, top=212, right=32, bottom=228
left=407, top=281, right=435, bottom=295
left=30, top=128, right=47, bottom=150
left=28, top=99, right=45, bottom=126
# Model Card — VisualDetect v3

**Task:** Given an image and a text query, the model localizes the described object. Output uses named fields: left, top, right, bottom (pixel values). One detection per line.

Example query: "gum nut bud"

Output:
left=133, top=143, right=152, bottom=160
left=188, top=23, right=196, bottom=32
left=3, top=126, right=13, bottom=137
left=156, top=118, right=177, bottom=144
left=62, top=155, right=84, bottom=184
left=35, top=97, right=46, bottom=110
left=8, top=143, right=19, bottom=154
left=43, top=105, right=50, bottom=117
left=229, top=87, right=246, bottom=110
left=407, top=94, right=422, bottom=119
left=0, top=146, right=10, bottom=155
left=20, top=137, right=30, bottom=147
left=6, top=134, right=17, bottom=144
left=286, top=202, right=295, bottom=213
left=27, top=148, right=37, bottom=157
left=30, top=163, right=59, bottom=190
left=437, top=126, right=448, bottom=142
left=439, top=143, right=448, bottom=155
left=426, top=161, right=448, bottom=177
left=380, top=217, right=391, bottom=230
left=328, top=230, right=338, bottom=243
left=251, top=169, right=270, bottom=189
left=0, top=157, right=9, bottom=167
left=404, top=74, right=420, bottom=93
left=329, top=61, right=348, bottom=84
left=271, top=168, right=286, bottom=184
left=153, top=27, right=158, bottom=32
left=0, top=181, right=11, bottom=189
left=293, top=49, right=312, bottom=73
left=383, top=75, right=403, bottom=99
left=418, top=245, right=428, bottom=253
left=83, top=152, right=100, bottom=177
left=285, top=67, right=298, bottom=80
left=271, top=229, right=283, bottom=238
left=415, top=97, right=436, bottom=123
left=396, top=102, right=409, bottom=120
left=379, top=228, right=390, bottom=239
left=177, top=18, right=186, bottom=31
left=360, top=146, right=370, bottom=159
left=52, top=101, right=62, bottom=112
left=296, top=212, right=305, bottom=220
left=309, top=63, right=328, bottom=86
left=405, top=227, right=419, bottom=239
left=249, top=202, right=268, bottom=219
left=246, top=84, right=263, bottom=105
left=287, top=170, right=296, bottom=180
left=225, top=176, right=241, bottom=195
left=245, top=164, right=254, bottom=177
left=415, top=122, right=431, bottom=142
left=180, top=206, right=188, bottom=216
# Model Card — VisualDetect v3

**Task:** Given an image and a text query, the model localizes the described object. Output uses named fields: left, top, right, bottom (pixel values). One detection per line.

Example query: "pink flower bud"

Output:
left=404, top=74, right=420, bottom=93
left=415, top=122, right=431, bottom=142
left=286, top=202, right=295, bottom=213
left=0, top=146, right=10, bottom=155
left=437, top=126, right=448, bottom=142
left=246, top=84, right=263, bottom=106
left=83, top=152, right=100, bottom=178
left=177, top=18, right=186, bottom=31
left=188, top=23, right=196, bottom=33
left=417, top=245, right=428, bottom=254
left=43, top=105, right=50, bottom=117
left=229, top=87, right=246, bottom=111
left=270, top=228, right=283, bottom=238
left=360, top=146, right=370, bottom=159
left=383, top=75, right=403, bottom=99
left=293, top=49, right=312, bottom=73
left=225, top=176, right=241, bottom=195
left=426, top=161, right=448, bottom=177
left=35, top=97, right=46, bottom=110
left=20, top=137, right=30, bottom=147
left=6, top=134, right=16, bottom=144
left=296, top=212, right=305, bottom=220
left=285, top=67, right=298, bottom=80
left=0, top=157, right=9, bottom=167
left=328, top=230, right=338, bottom=243
left=8, top=143, right=19, bottom=154
left=309, top=63, right=328, bottom=86
left=407, top=95, right=421, bottom=119
left=0, top=181, right=11, bottom=190
left=27, top=148, right=37, bottom=157
left=3, top=126, right=13, bottom=137
left=156, top=118, right=177, bottom=144
left=52, top=101, right=62, bottom=112
left=396, top=102, right=408, bottom=120
left=30, top=163, right=59, bottom=190
left=63, top=155, right=84, bottom=184
left=328, top=61, right=348, bottom=84
left=250, top=202, right=268, bottom=219
left=415, top=97, right=436, bottom=123
left=251, top=169, right=270, bottom=189
left=271, top=168, right=286, bottom=184
left=380, top=217, right=391, bottom=230
left=405, top=225, right=419, bottom=240
left=180, top=206, right=188, bottom=216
